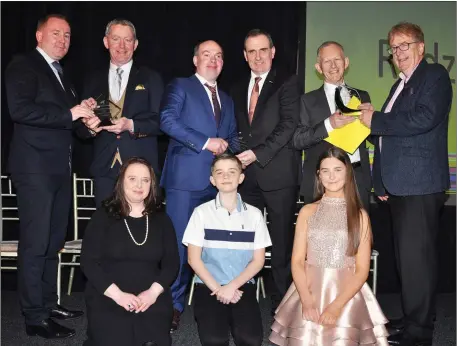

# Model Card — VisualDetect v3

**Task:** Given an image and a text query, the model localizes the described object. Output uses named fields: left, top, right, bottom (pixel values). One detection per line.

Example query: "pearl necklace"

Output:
left=124, top=216, right=149, bottom=246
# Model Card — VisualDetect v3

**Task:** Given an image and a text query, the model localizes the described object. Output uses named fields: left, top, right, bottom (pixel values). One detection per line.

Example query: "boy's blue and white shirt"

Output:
left=182, top=193, right=272, bottom=285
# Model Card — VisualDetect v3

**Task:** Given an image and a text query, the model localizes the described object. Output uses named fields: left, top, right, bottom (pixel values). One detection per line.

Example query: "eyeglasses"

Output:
left=387, top=42, right=418, bottom=55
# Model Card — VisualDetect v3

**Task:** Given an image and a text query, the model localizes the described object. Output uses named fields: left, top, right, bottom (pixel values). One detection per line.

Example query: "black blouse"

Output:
left=80, top=208, right=179, bottom=295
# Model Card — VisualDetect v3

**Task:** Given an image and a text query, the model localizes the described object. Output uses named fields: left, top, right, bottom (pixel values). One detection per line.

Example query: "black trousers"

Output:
left=11, top=172, right=71, bottom=324
left=194, top=284, right=263, bottom=346
left=388, top=192, right=446, bottom=340
left=239, top=175, right=297, bottom=304
left=353, top=164, right=370, bottom=212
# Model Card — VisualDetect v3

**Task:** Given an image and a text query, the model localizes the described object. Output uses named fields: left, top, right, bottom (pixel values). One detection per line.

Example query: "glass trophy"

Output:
left=334, top=86, right=362, bottom=115
left=94, top=94, right=121, bottom=126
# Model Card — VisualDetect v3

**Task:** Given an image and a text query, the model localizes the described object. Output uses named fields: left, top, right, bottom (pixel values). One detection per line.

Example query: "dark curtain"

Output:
left=1, top=1, right=303, bottom=176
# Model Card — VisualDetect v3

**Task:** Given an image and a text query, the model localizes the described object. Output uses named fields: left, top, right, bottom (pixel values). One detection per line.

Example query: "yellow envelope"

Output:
left=324, top=96, right=370, bottom=154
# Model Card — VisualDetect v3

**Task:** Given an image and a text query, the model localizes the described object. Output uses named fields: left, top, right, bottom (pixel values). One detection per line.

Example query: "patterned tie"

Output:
left=204, top=83, right=221, bottom=127
left=248, top=77, right=262, bottom=124
left=116, top=67, right=124, bottom=100
left=52, top=61, right=64, bottom=89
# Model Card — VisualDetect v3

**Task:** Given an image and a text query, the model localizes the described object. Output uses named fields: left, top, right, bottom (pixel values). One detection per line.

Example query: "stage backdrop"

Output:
left=304, top=1, right=456, bottom=195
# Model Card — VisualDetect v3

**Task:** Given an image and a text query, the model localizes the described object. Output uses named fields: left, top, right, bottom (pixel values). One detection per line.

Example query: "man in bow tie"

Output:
left=78, top=18, right=164, bottom=207
left=293, top=41, right=373, bottom=211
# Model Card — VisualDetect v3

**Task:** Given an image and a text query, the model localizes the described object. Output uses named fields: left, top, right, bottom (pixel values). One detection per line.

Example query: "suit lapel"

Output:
left=123, top=64, right=139, bottom=116
left=238, top=75, right=251, bottom=127
left=218, top=91, right=227, bottom=131
left=32, top=50, right=70, bottom=106
left=316, top=86, right=332, bottom=120
left=381, top=79, right=401, bottom=112
left=251, top=69, right=276, bottom=124
left=190, top=75, right=217, bottom=127
left=62, top=74, right=78, bottom=106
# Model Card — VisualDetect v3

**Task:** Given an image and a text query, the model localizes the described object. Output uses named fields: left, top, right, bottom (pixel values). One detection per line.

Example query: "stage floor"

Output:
left=1, top=290, right=455, bottom=346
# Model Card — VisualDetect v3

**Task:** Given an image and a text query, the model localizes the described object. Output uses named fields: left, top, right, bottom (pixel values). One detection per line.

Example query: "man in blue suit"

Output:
left=359, top=22, right=452, bottom=346
left=160, top=40, right=238, bottom=331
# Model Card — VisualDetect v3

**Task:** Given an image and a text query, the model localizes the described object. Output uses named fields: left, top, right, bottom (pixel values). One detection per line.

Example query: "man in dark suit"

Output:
left=359, top=22, right=452, bottom=346
left=78, top=19, right=163, bottom=207
left=4, top=14, right=93, bottom=339
left=230, top=29, right=301, bottom=312
left=160, top=40, right=238, bottom=331
left=293, top=41, right=372, bottom=210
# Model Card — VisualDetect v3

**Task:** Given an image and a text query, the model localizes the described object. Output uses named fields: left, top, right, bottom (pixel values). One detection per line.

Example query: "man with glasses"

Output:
left=359, top=22, right=452, bottom=346
left=293, top=41, right=372, bottom=211
left=78, top=18, right=163, bottom=207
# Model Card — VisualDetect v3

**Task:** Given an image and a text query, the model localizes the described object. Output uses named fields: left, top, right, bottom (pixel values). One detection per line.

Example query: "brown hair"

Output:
left=37, top=14, right=69, bottom=31
left=211, top=153, right=243, bottom=174
left=103, top=157, right=160, bottom=218
left=388, top=22, right=424, bottom=44
left=314, top=147, right=363, bottom=256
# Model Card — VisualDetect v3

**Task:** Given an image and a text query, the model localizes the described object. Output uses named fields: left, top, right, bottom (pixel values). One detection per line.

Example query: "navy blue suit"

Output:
left=78, top=64, right=163, bottom=206
left=4, top=49, right=78, bottom=324
left=160, top=75, right=238, bottom=312
left=370, top=59, right=452, bottom=341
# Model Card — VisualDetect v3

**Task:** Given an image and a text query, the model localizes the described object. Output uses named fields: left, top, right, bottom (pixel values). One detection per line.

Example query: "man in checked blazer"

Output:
left=359, top=22, right=452, bottom=346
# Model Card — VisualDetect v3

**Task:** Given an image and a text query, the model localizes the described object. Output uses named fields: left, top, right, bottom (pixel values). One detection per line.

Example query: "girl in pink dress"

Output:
left=270, top=147, right=389, bottom=345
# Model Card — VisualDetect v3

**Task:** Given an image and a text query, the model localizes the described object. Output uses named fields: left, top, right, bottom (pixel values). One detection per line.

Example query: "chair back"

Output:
left=72, top=174, right=96, bottom=240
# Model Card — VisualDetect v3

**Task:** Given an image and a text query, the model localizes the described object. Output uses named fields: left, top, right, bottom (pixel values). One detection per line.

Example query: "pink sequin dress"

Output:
left=270, top=196, right=389, bottom=345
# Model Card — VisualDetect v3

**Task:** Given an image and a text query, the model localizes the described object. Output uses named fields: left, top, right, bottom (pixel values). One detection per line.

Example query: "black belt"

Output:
left=352, top=161, right=361, bottom=169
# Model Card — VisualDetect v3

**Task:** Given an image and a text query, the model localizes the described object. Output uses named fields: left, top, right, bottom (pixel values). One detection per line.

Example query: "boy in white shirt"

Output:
left=183, top=153, right=272, bottom=346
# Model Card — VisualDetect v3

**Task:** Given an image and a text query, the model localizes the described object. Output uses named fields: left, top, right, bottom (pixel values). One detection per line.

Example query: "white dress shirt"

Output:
left=195, top=73, right=221, bottom=150
left=36, top=47, right=64, bottom=89
left=109, top=60, right=133, bottom=102
left=247, top=70, right=270, bottom=111
left=379, top=64, right=419, bottom=151
left=322, top=82, right=361, bottom=163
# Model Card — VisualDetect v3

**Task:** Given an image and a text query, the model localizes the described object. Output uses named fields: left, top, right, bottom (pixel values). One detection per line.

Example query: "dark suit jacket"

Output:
left=371, top=59, right=452, bottom=196
left=160, top=75, right=238, bottom=191
left=231, top=69, right=301, bottom=191
left=5, top=49, right=78, bottom=175
left=78, top=64, right=163, bottom=177
left=293, top=85, right=372, bottom=200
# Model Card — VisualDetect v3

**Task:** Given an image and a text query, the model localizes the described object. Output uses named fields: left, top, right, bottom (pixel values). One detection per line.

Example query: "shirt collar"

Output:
left=36, top=46, right=57, bottom=65
left=250, top=70, right=270, bottom=82
left=399, top=59, right=421, bottom=83
left=214, top=193, right=247, bottom=213
left=110, top=59, right=133, bottom=74
left=195, top=73, right=217, bottom=88
left=324, top=80, right=346, bottom=94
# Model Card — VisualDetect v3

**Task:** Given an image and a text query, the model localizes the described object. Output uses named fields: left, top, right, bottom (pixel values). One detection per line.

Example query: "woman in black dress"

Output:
left=81, top=157, right=179, bottom=346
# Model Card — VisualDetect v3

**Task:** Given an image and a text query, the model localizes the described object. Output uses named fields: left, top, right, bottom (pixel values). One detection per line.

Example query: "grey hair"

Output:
left=105, top=19, right=137, bottom=40
left=316, top=41, right=345, bottom=57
